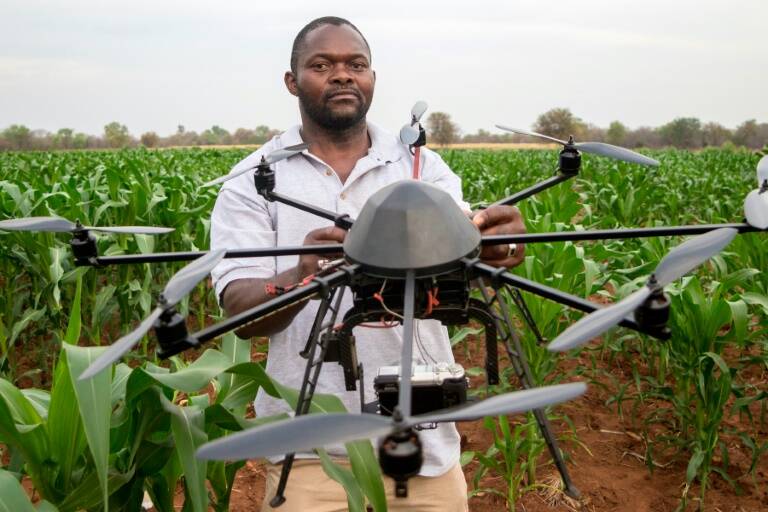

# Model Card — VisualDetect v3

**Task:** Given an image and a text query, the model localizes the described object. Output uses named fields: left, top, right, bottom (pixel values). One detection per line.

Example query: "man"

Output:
left=210, top=16, right=525, bottom=511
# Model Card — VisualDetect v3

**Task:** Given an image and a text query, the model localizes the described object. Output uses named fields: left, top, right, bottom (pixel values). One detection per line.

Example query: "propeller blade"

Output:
left=495, top=125, right=567, bottom=145
left=196, top=413, right=393, bottom=461
left=547, top=287, right=652, bottom=352
left=265, top=142, right=311, bottom=165
left=202, top=165, right=255, bottom=187
left=410, top=101, right=428, bottom=123
left=400, top=124, right=420, bottom=146
left=758, top=155, right=768, bottom=187
left=78, top=307, right=163, bottom=380
left=87, top=226, right=175, bottom=235
left=410, top=382, right=587, bottom=424
left=744, top=190, right=768, bottom=230
left=654, top=228, right=737, bottom=287
left=203, top=143, right=310, bottom=187
left=162, top=249, right=226, bottom=306
left=574, top=142, right=659, bottom=167
left=398, top=271, right=416, bottom=418
left=0, top=216, right=76, bottom=233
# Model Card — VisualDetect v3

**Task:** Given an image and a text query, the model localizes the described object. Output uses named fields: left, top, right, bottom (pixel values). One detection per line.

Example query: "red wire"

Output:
left=412, top=146, right=421, bottom=180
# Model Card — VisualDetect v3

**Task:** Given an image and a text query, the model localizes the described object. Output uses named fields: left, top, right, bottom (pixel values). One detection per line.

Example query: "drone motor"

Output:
left=378, top=427, right=423, bottom=498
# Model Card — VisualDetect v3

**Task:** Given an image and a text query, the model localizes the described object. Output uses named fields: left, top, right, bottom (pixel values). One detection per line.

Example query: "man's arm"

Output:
left=221, top=226, right=347, bottom=339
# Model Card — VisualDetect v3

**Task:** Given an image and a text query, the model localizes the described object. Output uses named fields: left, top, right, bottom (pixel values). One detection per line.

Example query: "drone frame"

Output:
left=47, top=136, right=765, bottom=506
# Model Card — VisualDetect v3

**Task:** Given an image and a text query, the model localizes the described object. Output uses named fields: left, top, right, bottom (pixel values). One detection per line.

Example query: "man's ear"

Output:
left=284, top=71, right=298, bottom=97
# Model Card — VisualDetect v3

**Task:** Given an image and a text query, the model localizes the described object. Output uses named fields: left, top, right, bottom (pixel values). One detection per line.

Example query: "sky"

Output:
left=1, top=0, right=766, bottom=137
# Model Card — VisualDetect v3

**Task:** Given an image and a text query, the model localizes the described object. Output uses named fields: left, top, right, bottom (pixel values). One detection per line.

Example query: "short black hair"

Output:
left=290, top=16, right=371, bottom=73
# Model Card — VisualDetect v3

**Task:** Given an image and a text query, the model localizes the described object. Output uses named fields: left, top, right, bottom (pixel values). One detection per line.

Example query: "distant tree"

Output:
left=103, top=122, right=132, bottom=148
left=732, top=119, right=768, bottom=149
left=624, top=126, right=663, bottom=149
left=140, top=131, right=160, bottom=148
left=3, top=124, right=32, bottom=150
left=533, top=108, right=585, bottom=141
left=53, top=128, right=75, bottom=149
left=200, top=125, right=231, bottom=145
left=701, top=122, right=732, bottom=147
left=426, top=112, right=459, bottom=145
left=582, top=123, right=605, bottom=142
left=606, top=121, right=628, bottom=146
left=659, top=117, right=702, bottom=148
left=253, top=125, right=280, bottom=144
left=72, top=132, right=89, bottom=149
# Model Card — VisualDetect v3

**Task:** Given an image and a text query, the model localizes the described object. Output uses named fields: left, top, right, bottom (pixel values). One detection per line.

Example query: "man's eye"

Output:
left=313, top=63, right=329, bottom=71
left=351, top=62, right=367, bottom=71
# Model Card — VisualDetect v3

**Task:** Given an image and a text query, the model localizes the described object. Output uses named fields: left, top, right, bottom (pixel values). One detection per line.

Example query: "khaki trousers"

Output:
left=261, top=459, right=469, bottom=512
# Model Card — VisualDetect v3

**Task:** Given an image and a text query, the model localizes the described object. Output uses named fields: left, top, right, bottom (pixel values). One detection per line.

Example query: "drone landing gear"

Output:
left=477, top=278, right=581, bottom=499
left=271, top=287, right=346, bottom=508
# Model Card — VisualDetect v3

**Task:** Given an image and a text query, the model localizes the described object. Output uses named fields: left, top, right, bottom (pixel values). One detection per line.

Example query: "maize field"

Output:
left=0, top=147, right=765, bottom=511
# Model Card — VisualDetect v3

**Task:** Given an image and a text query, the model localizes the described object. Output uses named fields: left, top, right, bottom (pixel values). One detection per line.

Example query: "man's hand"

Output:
left=298, top=226, right=347, bottom=278
left=471, top=205, right=526, bottom=268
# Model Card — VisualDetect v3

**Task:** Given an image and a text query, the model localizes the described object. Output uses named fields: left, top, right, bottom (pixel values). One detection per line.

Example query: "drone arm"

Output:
left=81, top=244, right=345, bottom=266
left=188, top=265, right=358, bottom=346
left=490, top=173, right=574, bottom=207
left=263, top=191, right=354, bottom=230
left=480, top=222, right=760, bottom=246
left=467, top=261, right=668, bottom=340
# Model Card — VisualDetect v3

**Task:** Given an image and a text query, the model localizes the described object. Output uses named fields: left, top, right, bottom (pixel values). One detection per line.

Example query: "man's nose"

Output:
left=329, top=63, right=353, bottom=84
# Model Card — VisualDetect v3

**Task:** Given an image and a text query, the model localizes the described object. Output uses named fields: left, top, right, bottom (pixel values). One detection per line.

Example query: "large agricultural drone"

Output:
left=1, top=103, right=766, bottom=506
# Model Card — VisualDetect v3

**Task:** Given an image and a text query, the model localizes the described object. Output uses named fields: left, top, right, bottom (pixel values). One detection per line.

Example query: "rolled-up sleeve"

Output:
left=210, top=182, right=277, bottom=302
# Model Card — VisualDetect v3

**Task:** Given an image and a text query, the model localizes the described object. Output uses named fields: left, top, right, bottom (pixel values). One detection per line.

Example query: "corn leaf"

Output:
left=0, top=468, right=37, bottom=512
left=63, top=345, right=112, bottom=512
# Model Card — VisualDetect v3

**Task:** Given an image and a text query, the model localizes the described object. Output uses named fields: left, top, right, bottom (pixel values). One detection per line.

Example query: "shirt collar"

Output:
left=280, top=121, right=403, bottom=164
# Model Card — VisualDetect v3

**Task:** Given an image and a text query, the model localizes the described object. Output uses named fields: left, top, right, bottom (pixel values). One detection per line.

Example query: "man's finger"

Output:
left=472, top=205, right=521, bottom=230
left=310, top=226, right=347, bottom=244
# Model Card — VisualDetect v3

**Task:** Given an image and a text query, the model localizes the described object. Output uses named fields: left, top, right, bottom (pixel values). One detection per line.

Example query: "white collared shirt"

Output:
left=210, top=122, right=469, bottom=476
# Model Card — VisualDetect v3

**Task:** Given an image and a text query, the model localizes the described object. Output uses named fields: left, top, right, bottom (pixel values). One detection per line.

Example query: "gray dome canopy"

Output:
left=344, top=181, right=481, bottom=278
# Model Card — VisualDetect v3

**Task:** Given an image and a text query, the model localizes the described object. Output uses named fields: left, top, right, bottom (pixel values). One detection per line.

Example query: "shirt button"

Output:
left=340, top=193, right=347, bottom=200
left=325, top=170, right=332, bottom=176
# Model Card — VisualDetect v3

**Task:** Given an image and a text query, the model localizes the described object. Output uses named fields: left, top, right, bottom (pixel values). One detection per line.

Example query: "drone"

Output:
left=1, top=102, right=765, bottom=506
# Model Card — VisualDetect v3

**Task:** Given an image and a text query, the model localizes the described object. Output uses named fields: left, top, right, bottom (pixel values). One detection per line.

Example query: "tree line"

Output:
left=1, top=108, right=766, bottom=151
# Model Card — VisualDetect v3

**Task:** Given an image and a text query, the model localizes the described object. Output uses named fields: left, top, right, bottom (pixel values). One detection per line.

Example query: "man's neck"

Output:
left=299, top=117, right=370, bottom=184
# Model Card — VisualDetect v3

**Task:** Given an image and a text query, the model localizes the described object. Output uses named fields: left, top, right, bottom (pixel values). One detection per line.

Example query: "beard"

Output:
left=297, top=86, right=371, bottom=131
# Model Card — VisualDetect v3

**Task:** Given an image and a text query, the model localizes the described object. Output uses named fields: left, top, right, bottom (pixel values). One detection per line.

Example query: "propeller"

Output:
left=757, top=155, right=768, bottom=187
left=195, top=382, right=586, bottom=461
left=399, top=101, right=428, bottom=146
left=78, top=249, right=227, bottom=380
left=744, top=157, right=768, bottom=230
left=203, top=142, right=310, bottom=187
left=745, top=190, right=768, bottom=230
left=0, top=216, right=173, bottom=235
left=495, top=125, right=660, bottom=167
left=548, top=228, right=738, bottom=352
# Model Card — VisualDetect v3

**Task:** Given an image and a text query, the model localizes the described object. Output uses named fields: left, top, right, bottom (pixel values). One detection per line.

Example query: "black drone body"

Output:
left=5, top=110, right=765, bottom=508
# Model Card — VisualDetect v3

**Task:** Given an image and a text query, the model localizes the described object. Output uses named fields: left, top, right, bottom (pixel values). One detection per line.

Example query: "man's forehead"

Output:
left=300, top=24, right=370, bottom=61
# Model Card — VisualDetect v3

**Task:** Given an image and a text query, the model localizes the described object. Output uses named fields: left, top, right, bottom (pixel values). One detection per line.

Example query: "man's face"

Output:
left=286, top=24, right=375, bottom=130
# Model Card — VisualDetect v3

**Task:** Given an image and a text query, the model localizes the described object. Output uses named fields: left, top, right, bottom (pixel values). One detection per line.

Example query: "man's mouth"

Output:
left=326, top=90, right=360, bottom=102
